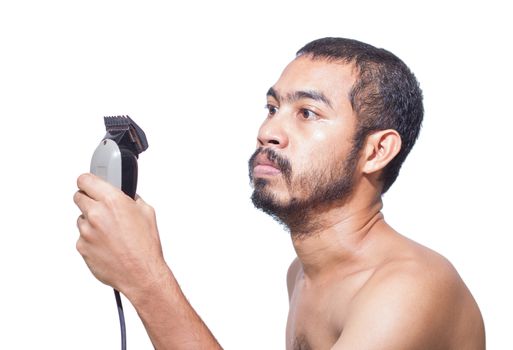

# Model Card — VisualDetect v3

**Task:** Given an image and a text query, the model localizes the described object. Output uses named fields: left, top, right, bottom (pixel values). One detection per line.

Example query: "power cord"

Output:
left=114, top=289, right=127, bottom=350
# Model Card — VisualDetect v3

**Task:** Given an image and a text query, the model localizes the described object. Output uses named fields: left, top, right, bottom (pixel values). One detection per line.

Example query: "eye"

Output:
left=265, top=103, right=279, bottom=117
left=299, top=108, right=318, bottom=120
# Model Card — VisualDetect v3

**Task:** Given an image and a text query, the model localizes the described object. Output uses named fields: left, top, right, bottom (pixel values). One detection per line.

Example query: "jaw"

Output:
left=251, top=168, right=360, bottom=237
left=252, top=177, right=295, bottom=207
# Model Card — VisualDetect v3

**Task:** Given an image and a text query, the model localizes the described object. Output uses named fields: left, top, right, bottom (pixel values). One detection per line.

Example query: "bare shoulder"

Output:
left=333, top=244, right=485, bottom=349
left=287, top=257, right=302, bottom=300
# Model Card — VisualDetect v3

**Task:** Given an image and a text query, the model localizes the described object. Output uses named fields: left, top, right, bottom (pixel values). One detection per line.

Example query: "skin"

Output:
left=74, top=55, right=485, bottom=349
left=74, top=176, right=221, bottom=349
left=258, top=56, right=485, bottom=349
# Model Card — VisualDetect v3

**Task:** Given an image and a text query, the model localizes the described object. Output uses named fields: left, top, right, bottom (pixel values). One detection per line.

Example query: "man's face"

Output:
left=248, top=56, right=361, bottom=231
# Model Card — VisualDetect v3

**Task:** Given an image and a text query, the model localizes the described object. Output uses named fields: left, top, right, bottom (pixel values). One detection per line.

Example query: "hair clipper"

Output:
left=90, top=115, right=148, bottom=198
left=89, top=115, right=148, bottom=350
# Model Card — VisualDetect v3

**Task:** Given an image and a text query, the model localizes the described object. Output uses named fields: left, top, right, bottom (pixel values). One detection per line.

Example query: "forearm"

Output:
left=126, top=265, right=222, bottom=350
left=74, top=175, right=220, bottom=348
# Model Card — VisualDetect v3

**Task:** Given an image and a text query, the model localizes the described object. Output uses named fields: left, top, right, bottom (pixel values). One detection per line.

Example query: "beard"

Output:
left=248, top=145, right=361, bottom=237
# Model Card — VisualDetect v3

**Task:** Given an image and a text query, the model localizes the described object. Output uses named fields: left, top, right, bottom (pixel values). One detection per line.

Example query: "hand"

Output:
left=74, top=173, right=167, bottom=298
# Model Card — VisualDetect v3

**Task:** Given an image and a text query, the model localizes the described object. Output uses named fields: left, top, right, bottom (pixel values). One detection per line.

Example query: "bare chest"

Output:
left=286, top=288, right=344, bottom=350
left=286, top=271, right=373, bottom=350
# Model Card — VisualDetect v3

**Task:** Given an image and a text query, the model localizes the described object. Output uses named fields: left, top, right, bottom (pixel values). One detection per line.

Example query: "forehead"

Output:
left=272, top=56, right=357, bottom=111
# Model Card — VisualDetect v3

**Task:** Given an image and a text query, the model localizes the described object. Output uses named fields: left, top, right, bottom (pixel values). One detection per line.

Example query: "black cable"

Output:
left=114, top=289, right=127, bottom=350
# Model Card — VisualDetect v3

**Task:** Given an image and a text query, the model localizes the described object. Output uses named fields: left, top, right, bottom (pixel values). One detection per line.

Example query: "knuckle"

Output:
left=140, top=204, right=157, bottom=223
left=86, top=208, right=102, bottom=227
left=76, top=238, right=85, bottom=255
left=104, top=191, right=122, bottom=208
left=77, top=222, right=93, bottom=241
left=77, top=173, right=89, bottom=188
left=145, top=204, right=156, bottom=216
left=76, top=215, right=83, bottom=228
left=73, top=191, right=79, bottom=204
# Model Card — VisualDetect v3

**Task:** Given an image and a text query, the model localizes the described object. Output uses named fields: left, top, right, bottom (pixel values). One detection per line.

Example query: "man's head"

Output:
left=249, top=37, right=423, bottom=233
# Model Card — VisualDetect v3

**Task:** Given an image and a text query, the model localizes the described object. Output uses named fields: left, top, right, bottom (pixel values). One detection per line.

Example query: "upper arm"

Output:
left=286, top=258, right=301, bottom=301
left=331, top=260, right=462, bottom=350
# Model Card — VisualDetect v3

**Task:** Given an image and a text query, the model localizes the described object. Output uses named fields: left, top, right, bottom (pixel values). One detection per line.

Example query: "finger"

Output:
left=76, top=214, right=87, bottom=230
left=134, top=194, right=145, bottom=204
left=76, top=214, right=94, bottom=241
left=76, top=233, right=92, bottom=258
left=73, top=190, right=95, bottom=215
left=77, top=173, right=123, bottom=201
left=135, top=194, right=151, bottom=209
left=135, top=194, right=156, bottom=216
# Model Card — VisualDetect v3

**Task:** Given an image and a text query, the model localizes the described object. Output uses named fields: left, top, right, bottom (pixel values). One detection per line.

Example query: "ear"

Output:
left=361, top=129, right=402, bottom=175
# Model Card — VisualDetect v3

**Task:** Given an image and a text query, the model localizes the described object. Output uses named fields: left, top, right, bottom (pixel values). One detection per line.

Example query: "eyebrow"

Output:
left=266, top=87, right=333, bottom=109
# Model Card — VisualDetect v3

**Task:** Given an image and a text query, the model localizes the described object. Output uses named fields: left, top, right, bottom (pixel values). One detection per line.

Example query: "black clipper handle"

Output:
left=120, top=148, right=138, bottom=200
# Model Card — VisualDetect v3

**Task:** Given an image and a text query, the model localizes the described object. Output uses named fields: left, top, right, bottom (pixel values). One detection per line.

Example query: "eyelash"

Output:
left=299, top=108, right=318, bottom=120
left=264, top=104, right=319, bottom=121
left=265, top=104, right=278, bottom=116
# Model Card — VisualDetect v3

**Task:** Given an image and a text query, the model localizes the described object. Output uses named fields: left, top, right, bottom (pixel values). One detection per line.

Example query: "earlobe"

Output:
left=362, top=130, right=402, bottom=175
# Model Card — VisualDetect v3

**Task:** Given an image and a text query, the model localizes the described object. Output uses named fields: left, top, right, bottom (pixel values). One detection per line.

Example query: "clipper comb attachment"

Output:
left=104, top=115, right=149, bottom=156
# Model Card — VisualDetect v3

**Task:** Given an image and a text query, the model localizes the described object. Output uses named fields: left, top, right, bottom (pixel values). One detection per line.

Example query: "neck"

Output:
left=290, top=197, right=385, bottom=280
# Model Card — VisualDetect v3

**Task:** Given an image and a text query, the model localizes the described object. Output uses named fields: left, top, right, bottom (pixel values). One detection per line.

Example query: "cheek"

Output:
left=294, top=128, right=331, bottom=163
left=294, top=133, right=350, bottom=173
left=311, top=128, right=330, bottom=142
left=292, top=120, right=354, bottom=166
left=293, top=143, right=328, bottom=176
left=307, top=128, right=344, bottom=159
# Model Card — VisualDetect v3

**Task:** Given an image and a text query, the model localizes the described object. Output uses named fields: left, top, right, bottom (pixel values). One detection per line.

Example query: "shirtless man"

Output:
left=74, top=37, right=485, bottom=349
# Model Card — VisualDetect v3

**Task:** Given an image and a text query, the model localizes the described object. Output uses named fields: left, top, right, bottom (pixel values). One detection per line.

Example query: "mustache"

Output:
left=248, top=147, right=292, bottom=181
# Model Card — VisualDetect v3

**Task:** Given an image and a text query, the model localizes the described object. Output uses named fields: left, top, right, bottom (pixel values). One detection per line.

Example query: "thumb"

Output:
left=134, top=194, right=146, bottom=204
left=135, top=194, right=156, bottom=217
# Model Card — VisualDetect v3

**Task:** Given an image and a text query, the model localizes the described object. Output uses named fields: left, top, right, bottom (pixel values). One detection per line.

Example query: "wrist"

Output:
left=120, top=261, right=222, bottom=349
left=123, top=261, right=178, bottom=309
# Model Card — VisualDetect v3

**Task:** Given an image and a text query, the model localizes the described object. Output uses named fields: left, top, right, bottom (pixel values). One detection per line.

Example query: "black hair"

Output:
left=296, top=37, right=424, bottom=193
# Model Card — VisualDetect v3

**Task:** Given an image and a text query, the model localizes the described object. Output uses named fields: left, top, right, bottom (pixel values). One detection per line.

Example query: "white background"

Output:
left=0, top=0, right=511, bottom=349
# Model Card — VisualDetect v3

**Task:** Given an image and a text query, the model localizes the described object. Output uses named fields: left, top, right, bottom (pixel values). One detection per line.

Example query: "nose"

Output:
left=256, top=115, right=289, bottom=148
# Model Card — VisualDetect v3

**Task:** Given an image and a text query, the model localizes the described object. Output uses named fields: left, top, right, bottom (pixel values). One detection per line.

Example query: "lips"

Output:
left=252, top=153, right=281, bottom=176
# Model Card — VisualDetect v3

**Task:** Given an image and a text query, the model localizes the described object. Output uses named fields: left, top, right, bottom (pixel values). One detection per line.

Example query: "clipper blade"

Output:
left=103, top=115, right=148, bottom=155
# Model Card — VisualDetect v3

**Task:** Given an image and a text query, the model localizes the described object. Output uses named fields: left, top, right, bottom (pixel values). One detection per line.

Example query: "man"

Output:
left=74, top=37, right=485, bottom=349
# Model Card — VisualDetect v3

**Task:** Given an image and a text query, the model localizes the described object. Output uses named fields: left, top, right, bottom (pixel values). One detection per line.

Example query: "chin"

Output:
left=253, top=176, right=291, bottom=197
left=251, top=183, right=284, bottom=207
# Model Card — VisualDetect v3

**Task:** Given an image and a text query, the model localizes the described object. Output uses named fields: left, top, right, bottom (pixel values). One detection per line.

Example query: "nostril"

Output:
left=268, top=139, right=280, bottom=145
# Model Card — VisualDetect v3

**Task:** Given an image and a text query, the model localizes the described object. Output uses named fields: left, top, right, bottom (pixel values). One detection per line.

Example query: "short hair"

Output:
left=296, top=37, right=424, bottom=193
